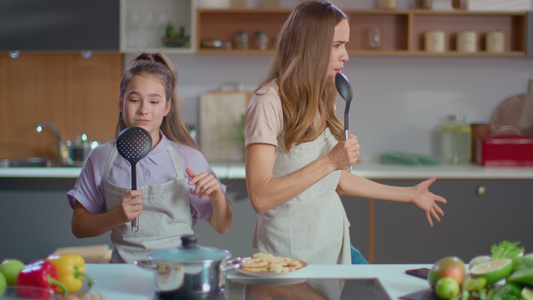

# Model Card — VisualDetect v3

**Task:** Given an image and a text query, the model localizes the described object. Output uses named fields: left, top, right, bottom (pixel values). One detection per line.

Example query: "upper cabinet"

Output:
left=0, top=0, right=119, bottom=51
left=0, top=1, right=527, bottom=57
left=196, top=9, right=528, bottom=56
left=120, top=0, right=195, bottom=53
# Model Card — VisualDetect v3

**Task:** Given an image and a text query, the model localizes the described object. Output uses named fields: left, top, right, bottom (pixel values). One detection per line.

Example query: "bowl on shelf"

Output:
left=162, top=37, right=189, bottom=48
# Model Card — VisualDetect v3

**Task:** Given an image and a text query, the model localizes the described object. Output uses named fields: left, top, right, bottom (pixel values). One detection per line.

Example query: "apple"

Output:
left=0, top=271, right=6, bottom=297
left=0, top=259, right=25, bottom=286
left=427, top=256, right=466, bottom=289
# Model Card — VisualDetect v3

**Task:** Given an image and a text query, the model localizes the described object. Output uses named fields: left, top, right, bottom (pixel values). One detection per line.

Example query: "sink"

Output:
left=0, top=157, right=56, bottom=168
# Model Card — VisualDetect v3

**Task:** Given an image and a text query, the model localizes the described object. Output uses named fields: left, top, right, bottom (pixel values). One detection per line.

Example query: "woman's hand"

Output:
left=410, top=177, right=447, bottom=227
left=119, top=190, right=144, bottom=222
left=326, top=135, right=360, bottom=171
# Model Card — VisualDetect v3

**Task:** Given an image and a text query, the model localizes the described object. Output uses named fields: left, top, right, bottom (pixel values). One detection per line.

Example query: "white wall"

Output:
left=124, top=0, right=533, bottom=160
left=124, top=53, right=533, bottom=159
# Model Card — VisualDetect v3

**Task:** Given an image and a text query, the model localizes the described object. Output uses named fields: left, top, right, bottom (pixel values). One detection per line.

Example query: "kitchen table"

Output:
left=83, top=263, right=434, bottom=299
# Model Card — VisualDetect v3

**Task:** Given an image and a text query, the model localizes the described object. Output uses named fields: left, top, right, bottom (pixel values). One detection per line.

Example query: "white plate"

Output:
left=235, top=259, right=308, bottom=278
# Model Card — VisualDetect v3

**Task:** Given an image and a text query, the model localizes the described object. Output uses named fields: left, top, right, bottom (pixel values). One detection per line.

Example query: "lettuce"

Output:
left=491, top=241, right=525, bottom=259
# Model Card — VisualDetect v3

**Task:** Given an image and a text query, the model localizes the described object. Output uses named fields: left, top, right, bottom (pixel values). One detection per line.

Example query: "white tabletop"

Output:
left=84, top=263, right=433, bottom=299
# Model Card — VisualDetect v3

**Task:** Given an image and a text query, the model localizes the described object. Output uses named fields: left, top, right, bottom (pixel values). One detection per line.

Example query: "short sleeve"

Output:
left=66, top=143, right=113, bottom=214
left=244, top=82, right=284, bottom=148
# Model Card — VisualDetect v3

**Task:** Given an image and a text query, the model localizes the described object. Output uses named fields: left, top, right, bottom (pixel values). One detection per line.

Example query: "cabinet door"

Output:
left=373, top=180, right=533, bottom=264
left=0, top=0, right=119, bottom=51
left=341, top=196, right=371, bottom=262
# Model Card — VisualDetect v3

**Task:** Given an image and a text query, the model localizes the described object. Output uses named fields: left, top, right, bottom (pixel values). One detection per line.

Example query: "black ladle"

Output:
left=116, top=127, right=152, bottom=233
left=335, top=72, right=354, bottom=171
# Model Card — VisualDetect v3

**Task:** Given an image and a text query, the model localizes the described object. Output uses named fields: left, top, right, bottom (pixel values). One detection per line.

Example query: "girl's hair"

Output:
left=116, top=52, right=197, bottom=148
left=258, top=0, right=346, bottom=151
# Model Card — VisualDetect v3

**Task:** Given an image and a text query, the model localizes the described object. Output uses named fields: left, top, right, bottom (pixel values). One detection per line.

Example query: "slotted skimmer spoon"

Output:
left=116, top=127, right=152, bottom=233
left=335, top=72, right=354, bottom=172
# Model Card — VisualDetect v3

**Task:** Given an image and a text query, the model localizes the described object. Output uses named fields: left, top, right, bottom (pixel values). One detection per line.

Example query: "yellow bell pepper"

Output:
left=45, top=254, right=93, bottom=293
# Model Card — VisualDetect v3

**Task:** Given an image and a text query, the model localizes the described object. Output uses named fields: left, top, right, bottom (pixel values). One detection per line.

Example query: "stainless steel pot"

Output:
left=135, top=235, right=242, bottom=297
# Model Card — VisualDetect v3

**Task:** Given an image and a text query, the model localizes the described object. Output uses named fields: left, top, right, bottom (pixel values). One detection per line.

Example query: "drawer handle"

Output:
left=476, top=186, right=486, bottom=196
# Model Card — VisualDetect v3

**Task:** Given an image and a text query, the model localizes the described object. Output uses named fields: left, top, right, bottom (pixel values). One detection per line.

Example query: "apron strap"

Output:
left=104, top=146, right=119, bottom=178
left=167, top=144, right=185, bottom=180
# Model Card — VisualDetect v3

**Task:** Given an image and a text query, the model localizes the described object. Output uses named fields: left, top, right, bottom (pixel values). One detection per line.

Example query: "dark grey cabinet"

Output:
left=371, top=179, right=533, bottom=264
left=0, top=0, right=119, bottom=51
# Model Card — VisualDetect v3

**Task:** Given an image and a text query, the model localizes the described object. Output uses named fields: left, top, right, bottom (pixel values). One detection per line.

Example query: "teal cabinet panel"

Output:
left=372, top=180, right=533, bottom=264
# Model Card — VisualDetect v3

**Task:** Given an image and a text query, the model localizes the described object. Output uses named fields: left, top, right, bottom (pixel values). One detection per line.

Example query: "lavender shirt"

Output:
left=67, top=133, right=225, bottom=226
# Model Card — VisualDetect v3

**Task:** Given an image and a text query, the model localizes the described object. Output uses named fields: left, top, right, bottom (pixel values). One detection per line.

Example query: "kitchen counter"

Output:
left=83, top=263, right=433, bottom=299
left=1, top=161, right=532, bottom=179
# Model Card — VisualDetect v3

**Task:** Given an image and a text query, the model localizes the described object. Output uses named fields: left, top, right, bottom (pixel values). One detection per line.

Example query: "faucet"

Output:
left=36, top=121, right=63, bottom=144
left=36, top=121, right=63, bottom=165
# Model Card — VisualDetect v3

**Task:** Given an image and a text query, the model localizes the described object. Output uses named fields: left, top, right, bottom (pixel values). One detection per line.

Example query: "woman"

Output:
left=244, top=1, right=446, bottom=265
left=68, top=53, right=232, bottom=263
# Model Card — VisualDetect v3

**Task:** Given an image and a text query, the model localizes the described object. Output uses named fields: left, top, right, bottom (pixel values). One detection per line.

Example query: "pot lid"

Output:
left=150, top=235, right=231, bottom=263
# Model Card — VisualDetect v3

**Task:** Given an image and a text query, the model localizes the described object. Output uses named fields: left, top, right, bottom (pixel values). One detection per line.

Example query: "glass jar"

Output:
left=441, top=114, right=472, bottom=164
left=235, top=31, right=249, bottom=50
left=255, top=31, right=269, bottom=50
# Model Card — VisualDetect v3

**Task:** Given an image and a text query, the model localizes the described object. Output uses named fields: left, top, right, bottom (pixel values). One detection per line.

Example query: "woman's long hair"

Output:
left=257, top=0, right=346, bottom=151
left=116, top=53, right=197, bottom=148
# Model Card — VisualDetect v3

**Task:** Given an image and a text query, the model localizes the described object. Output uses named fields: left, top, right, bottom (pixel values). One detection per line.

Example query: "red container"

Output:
left=476, top=135, right=533, bottom=166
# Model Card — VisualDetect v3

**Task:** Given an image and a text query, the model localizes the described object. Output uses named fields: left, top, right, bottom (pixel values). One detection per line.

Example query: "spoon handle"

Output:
left=344, top=129, right=352, bottom=172
left=131, top=163, right=139, bottom=233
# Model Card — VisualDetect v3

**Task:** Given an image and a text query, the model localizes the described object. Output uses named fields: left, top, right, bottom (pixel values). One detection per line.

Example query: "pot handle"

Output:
left=134, top=259, right=159, bottom=271
left=222, top=257, right=243, bottom=272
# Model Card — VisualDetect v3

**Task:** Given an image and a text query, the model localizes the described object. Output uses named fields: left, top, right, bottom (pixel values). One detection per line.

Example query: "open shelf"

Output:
left=196, top=8, right=528, bottom=56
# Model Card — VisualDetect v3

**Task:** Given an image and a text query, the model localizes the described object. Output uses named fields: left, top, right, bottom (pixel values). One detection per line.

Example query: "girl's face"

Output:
left=120, top=74, right=171, bottom=144
left=328, top=18, right=350, bottom=83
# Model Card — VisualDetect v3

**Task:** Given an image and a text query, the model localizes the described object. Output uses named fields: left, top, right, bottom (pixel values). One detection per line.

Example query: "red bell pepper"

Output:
left=15, top=260, right=68, bottom=299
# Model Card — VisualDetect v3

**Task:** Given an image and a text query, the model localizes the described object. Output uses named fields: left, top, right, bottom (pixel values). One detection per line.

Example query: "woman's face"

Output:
left=120, top=74, right=171, bottom=143
left=328, top=18, right=350, bottom=83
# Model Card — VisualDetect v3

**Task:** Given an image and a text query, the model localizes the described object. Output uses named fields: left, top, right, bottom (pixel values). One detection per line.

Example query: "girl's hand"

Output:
left=186, top=168, right=224, bottom=201
left=119, top=190, right=144, bottom=222
left=410, top=177, right=447, bottom=227
left=327, top=135, right=360, bottom=171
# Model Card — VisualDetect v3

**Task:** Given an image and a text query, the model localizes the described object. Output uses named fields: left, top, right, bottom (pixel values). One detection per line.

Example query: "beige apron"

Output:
left=253, top=128, right=351, bottom=265
left=103, top=144, right=193, bottom=263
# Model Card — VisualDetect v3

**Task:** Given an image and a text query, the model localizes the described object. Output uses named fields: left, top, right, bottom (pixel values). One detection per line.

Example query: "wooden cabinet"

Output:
left=369, top=179, right=533, bottom=264
left=0, top=0, right=119, bottom=51
left=196, top=9, right=528, bottom=56
left=120, top=0, right=196, bottom=53
left=0, top=52, right=123, bottom=160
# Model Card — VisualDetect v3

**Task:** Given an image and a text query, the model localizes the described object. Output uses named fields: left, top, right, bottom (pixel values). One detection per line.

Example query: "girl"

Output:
left=67, top=53, right=232, bottom=263
left=244, top=1, right=446, bottom=266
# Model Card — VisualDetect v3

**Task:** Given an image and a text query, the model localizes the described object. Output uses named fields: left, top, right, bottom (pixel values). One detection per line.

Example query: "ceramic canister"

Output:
left=378, top=0, right=397, bottom=9
left=486, top=30, right=505, bottom=53
left=457, top=30, right=477, bottom=53
left=425, top=30, right=446, bottom=52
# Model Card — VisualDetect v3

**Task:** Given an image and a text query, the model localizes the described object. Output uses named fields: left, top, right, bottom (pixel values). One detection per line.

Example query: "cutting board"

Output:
left=199, top=91, right=252, bottom=162
left=490, top=80, right=533, bottom=136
